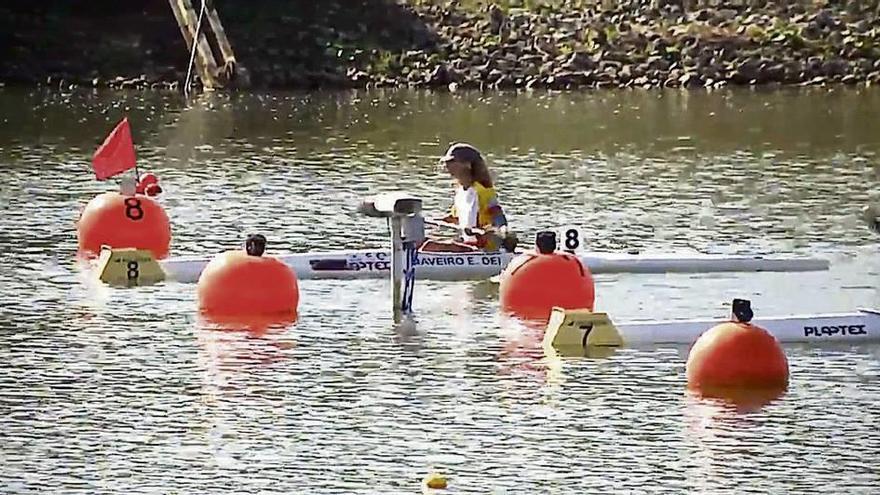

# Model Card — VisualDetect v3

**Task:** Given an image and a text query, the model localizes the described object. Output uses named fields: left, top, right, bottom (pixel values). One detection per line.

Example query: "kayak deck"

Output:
left=158, top=248, right=830, bottom=283
left=617, top=309, right=880, bottom=344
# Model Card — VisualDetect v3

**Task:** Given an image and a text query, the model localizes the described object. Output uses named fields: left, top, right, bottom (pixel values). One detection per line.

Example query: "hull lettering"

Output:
left=803, top=324, right=867, bottom=337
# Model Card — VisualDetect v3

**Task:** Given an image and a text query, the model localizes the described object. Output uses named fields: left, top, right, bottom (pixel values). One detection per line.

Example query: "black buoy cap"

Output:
left=535, top=231, right=557, bottom=254
left=731, top=298, right=753, bottom=323
left=245, top=234, right=267, bottom=257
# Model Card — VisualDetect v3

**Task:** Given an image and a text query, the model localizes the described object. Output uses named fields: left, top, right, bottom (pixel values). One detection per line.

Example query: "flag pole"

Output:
left=132, top=118, right=139, bottom=189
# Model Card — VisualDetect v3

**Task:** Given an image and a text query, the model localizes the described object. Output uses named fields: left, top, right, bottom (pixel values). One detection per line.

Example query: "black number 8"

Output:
left=125, top=198, right=144, bottom=221
left=127, top=261, right=139, bottom=280
left=564, top=229, right=580, bottom=251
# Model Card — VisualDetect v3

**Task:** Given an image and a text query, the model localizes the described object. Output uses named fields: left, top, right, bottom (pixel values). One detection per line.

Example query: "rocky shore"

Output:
left=4, top=1, right=880, bottom=91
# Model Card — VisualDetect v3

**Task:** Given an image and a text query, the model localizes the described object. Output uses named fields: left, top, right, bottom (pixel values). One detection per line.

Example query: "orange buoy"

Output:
left=76, top=191, right=172, bottom=259
left=686, top=321, right=789, bottom=390
left=499, top=231, right=595, bottom=321
left=197, top=235, right=299, bottom=324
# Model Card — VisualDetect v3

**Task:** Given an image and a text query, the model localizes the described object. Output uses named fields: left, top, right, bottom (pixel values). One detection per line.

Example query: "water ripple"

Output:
left=0, top=87, right=878, bottom=494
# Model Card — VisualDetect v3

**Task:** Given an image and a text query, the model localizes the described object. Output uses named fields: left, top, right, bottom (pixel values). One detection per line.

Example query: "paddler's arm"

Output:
left=443, top=201, right=458, bottom=224
left=459, top=186, right=479, bottom=240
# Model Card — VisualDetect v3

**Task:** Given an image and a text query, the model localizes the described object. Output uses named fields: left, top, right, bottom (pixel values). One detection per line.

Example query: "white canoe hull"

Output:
left=159, top=248, right=830, bottom=283
left=617, top=309, right=880, bottom=344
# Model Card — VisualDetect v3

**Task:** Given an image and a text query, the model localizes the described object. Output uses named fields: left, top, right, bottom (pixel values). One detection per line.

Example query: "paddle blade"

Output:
left=92, top=117, right=137, bottom=180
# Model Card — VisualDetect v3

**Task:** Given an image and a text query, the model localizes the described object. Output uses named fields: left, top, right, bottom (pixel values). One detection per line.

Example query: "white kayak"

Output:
left=617, top=309, right=880, bottom=344
left=544, top=307, right=880, bottom=354
left=159, top=247, right=830, bottom=283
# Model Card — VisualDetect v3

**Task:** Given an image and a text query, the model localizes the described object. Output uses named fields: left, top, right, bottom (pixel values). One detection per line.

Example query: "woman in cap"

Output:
left=421, top=143, right=516, bottom=252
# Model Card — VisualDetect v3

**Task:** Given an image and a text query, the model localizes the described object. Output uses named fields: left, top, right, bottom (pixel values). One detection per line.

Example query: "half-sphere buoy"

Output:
left=77, top=191, right=172, bottom=259
left=423, top=473, right=448, bottom=490
left=197, top=250, right=300, bottom=322
left=499, top=252, right=595, bottom=321
left=686, top=322, right=789, bottom=390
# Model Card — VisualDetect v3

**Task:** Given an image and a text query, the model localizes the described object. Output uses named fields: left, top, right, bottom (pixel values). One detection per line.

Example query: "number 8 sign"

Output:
left=557, top=226, right=582, bottom=252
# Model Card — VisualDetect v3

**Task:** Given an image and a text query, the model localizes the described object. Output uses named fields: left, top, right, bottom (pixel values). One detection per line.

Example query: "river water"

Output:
left=1, top=86, right=879, bottom=494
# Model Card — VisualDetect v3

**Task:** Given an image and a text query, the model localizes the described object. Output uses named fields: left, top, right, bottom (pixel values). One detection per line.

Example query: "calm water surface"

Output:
left=1, top=87, right=879, bottom=494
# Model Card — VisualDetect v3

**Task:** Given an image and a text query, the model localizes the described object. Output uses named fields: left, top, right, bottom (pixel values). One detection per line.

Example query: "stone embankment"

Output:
left=3, top=1, right=879, bottom=91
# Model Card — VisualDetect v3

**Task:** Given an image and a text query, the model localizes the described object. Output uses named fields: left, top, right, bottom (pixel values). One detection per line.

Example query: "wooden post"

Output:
left=168, top=0, right=240, bottom=91
left=205, top=6, right=238, bottom=83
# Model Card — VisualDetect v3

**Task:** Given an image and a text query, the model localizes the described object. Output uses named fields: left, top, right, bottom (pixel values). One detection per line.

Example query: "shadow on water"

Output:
left=6, top=86, right=880, bottom=167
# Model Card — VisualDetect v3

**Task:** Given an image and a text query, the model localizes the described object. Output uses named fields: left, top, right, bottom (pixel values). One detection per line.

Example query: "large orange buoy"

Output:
left=499, top=231, right=595, bottom=321
left=76, top=191, right=172, bottom=259
left=686, top=321, right=789, bottom=391
left=197, top=235, right=299, bottom=325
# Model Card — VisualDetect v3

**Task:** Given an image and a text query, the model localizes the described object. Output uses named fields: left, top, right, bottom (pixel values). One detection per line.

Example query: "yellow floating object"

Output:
left=96, top=246, right=166, bottom=287
left=423, top=473, right=447, bottom=489
left=542, top=306, right=624, bottom=357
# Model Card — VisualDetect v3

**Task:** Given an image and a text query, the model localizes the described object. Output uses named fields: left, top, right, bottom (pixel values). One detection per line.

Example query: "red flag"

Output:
left=92, top=117, right=137, bottom=180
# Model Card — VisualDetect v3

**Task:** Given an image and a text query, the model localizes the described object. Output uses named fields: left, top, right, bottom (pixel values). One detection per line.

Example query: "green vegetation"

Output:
left=3, top=0, right=880, bottom=90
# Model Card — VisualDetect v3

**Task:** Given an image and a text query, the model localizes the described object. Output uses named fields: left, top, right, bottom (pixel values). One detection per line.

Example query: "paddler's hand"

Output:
left=501, top=230, right=519, bottom=252
left=466, top=226, right=494, bottom=237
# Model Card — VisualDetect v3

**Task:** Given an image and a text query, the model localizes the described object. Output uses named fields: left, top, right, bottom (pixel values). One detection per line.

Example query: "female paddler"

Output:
left=420, top=143, right=517, bottom=253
